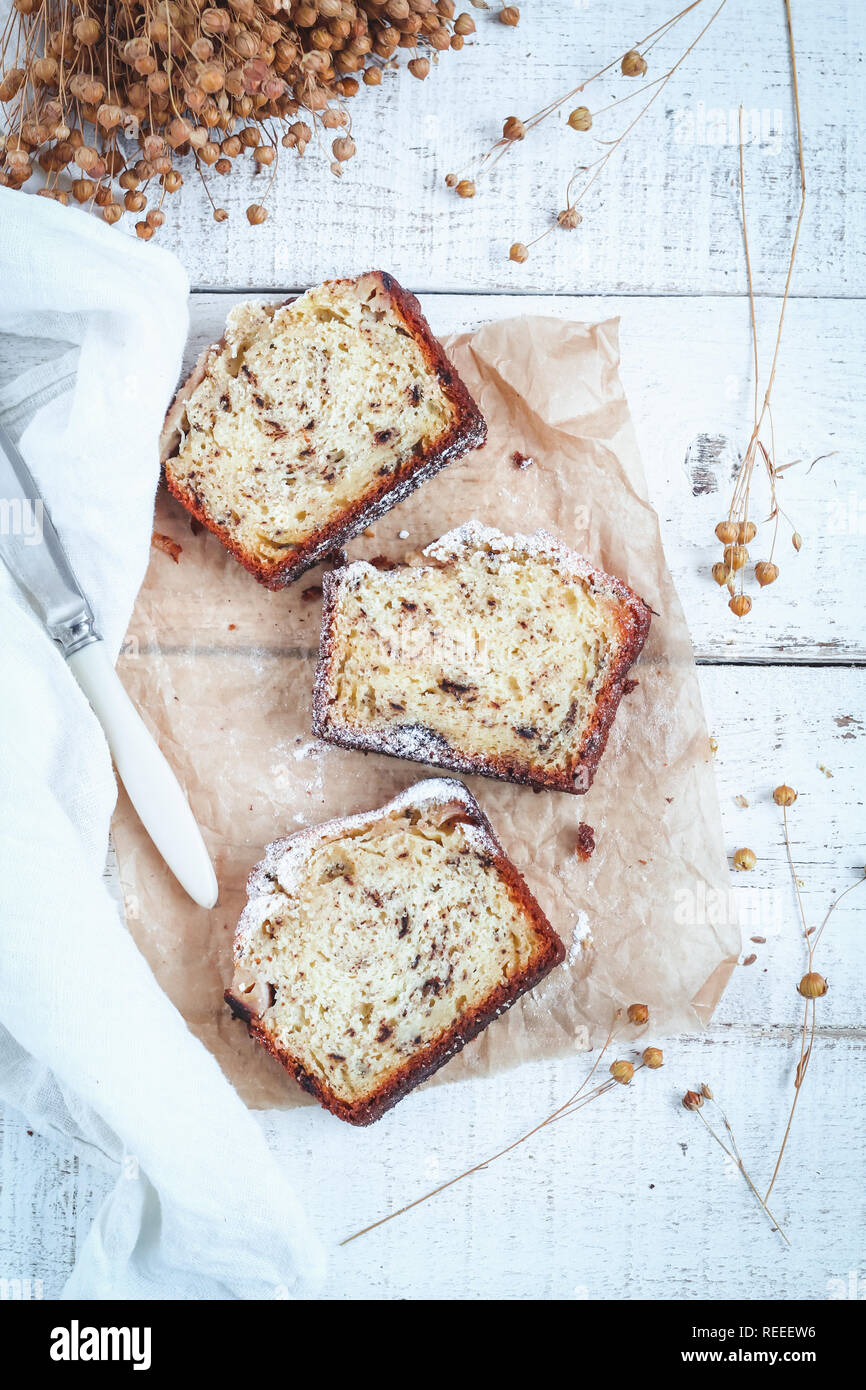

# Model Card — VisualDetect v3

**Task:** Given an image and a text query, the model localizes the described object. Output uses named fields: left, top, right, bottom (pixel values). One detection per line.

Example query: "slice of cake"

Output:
left=225, top=778, right=564, bottom=1124
left=160, top=273, right=486, bottom=588
left=313, top=522, right=651, bottom=793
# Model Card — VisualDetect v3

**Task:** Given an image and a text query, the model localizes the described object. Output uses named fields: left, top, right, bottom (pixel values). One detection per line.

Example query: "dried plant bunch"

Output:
left=449, top=0, right=729, bottom=259
left=343, top=1003, right=663, bottom=1241
left=711, top=0, right=805, bottom=621
left=0, top=0, right=477, bottom=230
left=684, top=779, right=865, bottom=1246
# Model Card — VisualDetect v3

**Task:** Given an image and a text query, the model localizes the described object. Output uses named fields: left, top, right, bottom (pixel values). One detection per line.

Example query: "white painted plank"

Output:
left=6, top=291, right=860, bottom=663
left=145, top=1, right=865, bottom=297
left=268, top=1030, right=866, bottom=1300
left=3, top=290, right=860, bottom=657
left=176, top=291, right=866, bottom=663
left=2, top=665, right=863, bottom=1298
left=3, top=1033, right=864, bottom=1300
left=2, top=0, right=862, bottom=1304
left=0, top=1112, right=107, bottom=1299
left=696, top=665, right=865, bottom=1031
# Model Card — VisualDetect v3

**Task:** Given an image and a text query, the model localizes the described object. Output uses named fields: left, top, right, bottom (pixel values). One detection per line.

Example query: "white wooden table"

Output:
left=2, top=0, right=864, bottom=1300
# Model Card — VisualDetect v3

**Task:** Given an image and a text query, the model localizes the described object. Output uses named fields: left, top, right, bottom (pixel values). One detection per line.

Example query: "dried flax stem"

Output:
left=751, top=0, right=807, bottom=440
left=470, top=0, right=708, bottom=178
left=341, top=1010, right=657, bottom=1247
left=763, top=802, right=865, bottom=1204
left=714, top=0, right=806, bottom=615
left=694, top=1103, right=790, bottom=1245
left=341, top=1077, right=612, bottom=1247
left=560, top=0, right=728, bottom=225
left=456, top=0, right=727, bottom=261
left=738, top=107, right=759, bottom=437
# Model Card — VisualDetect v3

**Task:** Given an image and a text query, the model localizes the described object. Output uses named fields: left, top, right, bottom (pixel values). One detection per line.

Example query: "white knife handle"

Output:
left=68, top=641, right=219, bottom=909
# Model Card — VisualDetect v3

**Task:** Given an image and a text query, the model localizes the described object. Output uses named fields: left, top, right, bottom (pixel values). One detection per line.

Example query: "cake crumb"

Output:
left=151, top=531, right=182, bottom=563
left=574, top=822, right=596, bottom=861
left=511, top=451, right=534, bottom=470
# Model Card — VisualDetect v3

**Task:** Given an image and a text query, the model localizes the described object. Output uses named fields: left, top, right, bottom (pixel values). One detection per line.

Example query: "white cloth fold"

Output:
left=0, top=189, right=325, bottom=1299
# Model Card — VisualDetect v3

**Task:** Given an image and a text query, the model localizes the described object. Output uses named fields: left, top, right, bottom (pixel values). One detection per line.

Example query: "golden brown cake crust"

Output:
left=224, top=779, right=564, bottom=1124
left=312, top=526, right=652, bottom=794
left=161, top=273, right=486, bottom=589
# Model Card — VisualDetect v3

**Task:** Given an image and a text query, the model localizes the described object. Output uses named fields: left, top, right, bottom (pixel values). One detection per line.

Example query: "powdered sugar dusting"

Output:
left=326, top=518, right=646, bottom=625
left=424, top=521, right=642, bottom=607
left=235, top=777, right=496, bottom=958
left=292, top=739, right=325, bottom=762
left=312, top=714, right=486, bottom=782
left=314, top=521, right=651, bottom=792
left=425, top=519, right=563, bottom=563
left=568, top=910, right=592, bottom=965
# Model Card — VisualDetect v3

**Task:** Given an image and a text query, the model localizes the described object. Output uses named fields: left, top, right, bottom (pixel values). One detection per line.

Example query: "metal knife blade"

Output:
left=0, top=419, right=98, bottom=654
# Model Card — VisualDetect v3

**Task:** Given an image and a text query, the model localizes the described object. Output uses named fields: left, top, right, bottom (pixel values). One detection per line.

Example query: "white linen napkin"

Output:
left=0, top=189, right=325, bottom=1299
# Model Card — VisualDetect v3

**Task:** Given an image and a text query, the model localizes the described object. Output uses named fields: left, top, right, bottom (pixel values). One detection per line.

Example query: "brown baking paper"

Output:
left=113, top=313, right=739, bottom=1109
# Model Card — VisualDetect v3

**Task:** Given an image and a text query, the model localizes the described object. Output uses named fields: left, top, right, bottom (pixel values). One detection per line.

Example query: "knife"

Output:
left=0, top=419, right=218, bottom=909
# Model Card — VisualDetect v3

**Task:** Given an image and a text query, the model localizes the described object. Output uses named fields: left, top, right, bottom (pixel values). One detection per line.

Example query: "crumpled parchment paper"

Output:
left=113, top=312, right=739, bottom=1109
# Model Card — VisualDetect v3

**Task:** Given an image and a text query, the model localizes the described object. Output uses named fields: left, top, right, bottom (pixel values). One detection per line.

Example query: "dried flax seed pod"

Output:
left=797, top=972, right=828, bottom=998
left=609, top=1060, right=634, bottom=1085
left=0, top=0, right=480, bottom=235
left=773, top=784, right=797, bottom=806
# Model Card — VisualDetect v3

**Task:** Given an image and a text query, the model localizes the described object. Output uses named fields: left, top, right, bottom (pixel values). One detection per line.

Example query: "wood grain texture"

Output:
left=3, top=1040, right=865, bottom=1301
left=5, top=288, right=861, bottom=662
left=1, top=0, right=863, bottom=1303
left=1, top=667, right=863, bottom=1299
left=149, top=1, right=864, bottom=297
left=272, top=1029, right=866, bottom=1300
